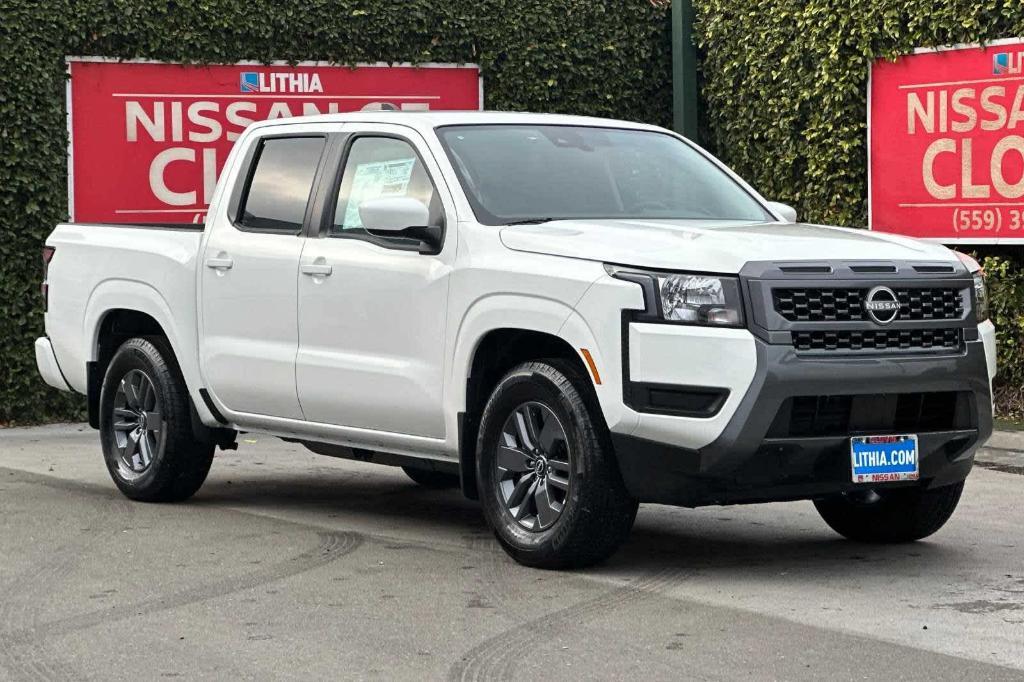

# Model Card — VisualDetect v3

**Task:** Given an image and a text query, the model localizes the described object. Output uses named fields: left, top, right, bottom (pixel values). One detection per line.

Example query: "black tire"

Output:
left=402, top=465, right=460, bottom=489
left=814, top=481, right=965, bottom=543
left=99, top=336, right=214, bottom=502
left=476, top=359, right=638, bottom=569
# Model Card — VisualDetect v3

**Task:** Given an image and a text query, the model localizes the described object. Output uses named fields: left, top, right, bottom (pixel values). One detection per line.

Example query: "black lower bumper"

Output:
left=611, top=339, right=992, bottom=507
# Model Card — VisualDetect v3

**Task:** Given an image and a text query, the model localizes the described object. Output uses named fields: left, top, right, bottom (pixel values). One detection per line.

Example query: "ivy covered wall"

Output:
left=2, top=0, right=1021, bottom=423
left=0, top=0, right=672, bottom=423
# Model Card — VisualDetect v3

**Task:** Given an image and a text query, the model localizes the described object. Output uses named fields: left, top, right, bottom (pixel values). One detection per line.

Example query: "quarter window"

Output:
left=331, top=137, right=440, bottom=236
left=238, top=136, right=326, bottom=232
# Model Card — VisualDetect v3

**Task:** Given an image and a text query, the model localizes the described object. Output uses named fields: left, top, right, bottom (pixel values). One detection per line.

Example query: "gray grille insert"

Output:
left=791, top=328, right=963, bottom=353
left=773, top=287, right=964, bottom=323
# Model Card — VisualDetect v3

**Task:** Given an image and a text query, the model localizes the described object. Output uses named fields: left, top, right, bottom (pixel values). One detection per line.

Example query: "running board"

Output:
left=296, top=440, right=460, bottom=475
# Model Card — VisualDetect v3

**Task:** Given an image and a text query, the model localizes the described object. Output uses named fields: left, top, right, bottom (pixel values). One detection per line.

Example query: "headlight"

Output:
left=973, top=271, right=989, bottom=322
left=955, top=252, right=989, bottom=323
left=606, top=265, right=744, bottom=327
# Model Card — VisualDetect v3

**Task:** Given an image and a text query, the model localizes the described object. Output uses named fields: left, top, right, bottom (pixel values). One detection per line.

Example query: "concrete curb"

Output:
left=985, top=428, right=1024, bottom=453
left=977, top=429, right=1024, bottom=473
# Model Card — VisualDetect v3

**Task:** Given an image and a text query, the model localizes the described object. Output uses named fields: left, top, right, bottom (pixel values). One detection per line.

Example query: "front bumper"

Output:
left=611, top=337, right=992, bottom=507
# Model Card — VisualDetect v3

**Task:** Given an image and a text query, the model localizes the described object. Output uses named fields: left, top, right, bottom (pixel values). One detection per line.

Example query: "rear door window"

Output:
left=238, top=136, right=326, bottom=232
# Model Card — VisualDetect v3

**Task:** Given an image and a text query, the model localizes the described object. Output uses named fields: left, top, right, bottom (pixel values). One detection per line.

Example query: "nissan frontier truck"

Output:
left=36, top=112, right=996, bottom=568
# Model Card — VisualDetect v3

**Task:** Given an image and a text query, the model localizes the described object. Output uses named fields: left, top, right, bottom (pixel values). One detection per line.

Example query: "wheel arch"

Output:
left=88, top=307, right=174, bottom=428
left=451, top=297, right=606, bottom=499
left=83, top=280, right=215, bottom=431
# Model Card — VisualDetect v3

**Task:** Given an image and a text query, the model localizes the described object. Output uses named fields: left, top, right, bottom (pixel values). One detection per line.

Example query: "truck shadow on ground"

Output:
left=191, top=469, right=971, bottom=576
left=615, top=520, right=965, bottom=577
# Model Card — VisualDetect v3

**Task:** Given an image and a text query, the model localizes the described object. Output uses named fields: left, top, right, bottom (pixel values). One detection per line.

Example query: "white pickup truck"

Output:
left=37, top=111, right=997, bottom=568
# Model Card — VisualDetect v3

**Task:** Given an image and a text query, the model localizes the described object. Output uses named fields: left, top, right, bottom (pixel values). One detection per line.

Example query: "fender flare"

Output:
left=82, top=279, right=215, bottom=426
left=450, top=294, right=583, bottom=411
left=449, top=293, right=625, bottom=424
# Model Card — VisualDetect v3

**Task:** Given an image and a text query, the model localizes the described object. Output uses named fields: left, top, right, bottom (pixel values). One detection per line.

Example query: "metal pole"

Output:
left=672, top=0, right=700, bottom=142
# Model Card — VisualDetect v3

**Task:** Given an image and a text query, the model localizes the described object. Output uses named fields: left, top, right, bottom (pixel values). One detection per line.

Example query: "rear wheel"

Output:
left=814, top=482, right=965, bottom=543
left=477, top=360, right=638, bottom=569
left=402, top=466, right=459, bottom=489
left=99, top=337, right=214, bottom=502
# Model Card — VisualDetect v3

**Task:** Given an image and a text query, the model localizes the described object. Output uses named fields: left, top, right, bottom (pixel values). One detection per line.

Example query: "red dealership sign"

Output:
left=67, top=58, right=482, bottom=224
left=869, top=38, right=1024, bottom=244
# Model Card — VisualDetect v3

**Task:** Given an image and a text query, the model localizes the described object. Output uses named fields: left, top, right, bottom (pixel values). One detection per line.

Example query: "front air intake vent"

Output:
left=913, top=264, right=957, bottom=274
left=849, top=265, right=898, bottom=273
left=767, top=391, right=972, bottom=437
left=778, top=265, right=833, bottom=274
left=791, top=328, right=963, bottom=354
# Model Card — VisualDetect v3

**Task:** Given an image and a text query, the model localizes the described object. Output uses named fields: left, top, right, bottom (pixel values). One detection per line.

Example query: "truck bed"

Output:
left=44, top=222, right=206, bottom=396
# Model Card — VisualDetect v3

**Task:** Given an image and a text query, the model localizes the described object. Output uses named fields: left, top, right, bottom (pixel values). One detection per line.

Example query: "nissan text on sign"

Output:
left=870, top=37, right=1024, bottom=243
left=66, top=58, right=482, bottom=224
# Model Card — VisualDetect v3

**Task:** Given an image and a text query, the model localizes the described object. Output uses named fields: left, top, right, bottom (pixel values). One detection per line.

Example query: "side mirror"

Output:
left=357, top=196, right=443, bottom=254
left=358, top=196, right=430, bottom=232
left=767, top=201, right=798, bottom=223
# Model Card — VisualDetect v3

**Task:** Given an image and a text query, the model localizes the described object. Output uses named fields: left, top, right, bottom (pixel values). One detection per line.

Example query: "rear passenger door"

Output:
left=199, top=128, right=331, bottom=420
left=295, top=124, right=455, bottom=438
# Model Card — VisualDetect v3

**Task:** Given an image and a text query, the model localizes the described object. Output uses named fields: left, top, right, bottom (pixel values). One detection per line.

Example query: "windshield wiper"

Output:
left=503, top=218, right=557, bottom=226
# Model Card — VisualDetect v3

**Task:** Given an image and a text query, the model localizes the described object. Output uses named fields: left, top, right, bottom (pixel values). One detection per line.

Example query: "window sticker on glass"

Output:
left=343, top=158, right=416, bottom=228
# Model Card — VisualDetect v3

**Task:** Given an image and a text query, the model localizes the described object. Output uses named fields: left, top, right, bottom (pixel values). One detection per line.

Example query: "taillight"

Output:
left=42, top=246, right=55, bottom=310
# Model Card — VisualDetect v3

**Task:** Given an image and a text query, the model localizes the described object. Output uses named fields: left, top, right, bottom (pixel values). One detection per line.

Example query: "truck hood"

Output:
left=499, top=219, right=955, bottom=273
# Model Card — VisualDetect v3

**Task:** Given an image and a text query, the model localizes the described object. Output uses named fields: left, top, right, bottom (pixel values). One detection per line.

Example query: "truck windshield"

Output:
left=436, top=124, right=772, bottom=226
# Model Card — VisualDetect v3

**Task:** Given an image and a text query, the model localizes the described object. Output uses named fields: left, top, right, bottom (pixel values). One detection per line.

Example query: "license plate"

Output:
left=850, top=435, right=919, bottom=483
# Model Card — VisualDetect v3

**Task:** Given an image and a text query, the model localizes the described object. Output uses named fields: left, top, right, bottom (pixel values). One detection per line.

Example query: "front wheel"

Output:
left=477, top=360, right=638, bottom=569
left=99, top=337, right=215, bottom=502
left=814, top=482, right=965, bottom=543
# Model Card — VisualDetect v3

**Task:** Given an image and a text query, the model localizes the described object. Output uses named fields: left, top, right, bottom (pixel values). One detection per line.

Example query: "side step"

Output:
left=295, top=440, right=460, bottom=475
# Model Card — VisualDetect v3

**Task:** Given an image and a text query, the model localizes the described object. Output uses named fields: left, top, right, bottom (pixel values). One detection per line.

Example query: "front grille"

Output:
left=792, top=328, right=962, bottom=353
left=773, top=287, right=963, bottom=322
left=767, top=391, right=971, bottom=438
left=745, top=262, right=975, bottom=357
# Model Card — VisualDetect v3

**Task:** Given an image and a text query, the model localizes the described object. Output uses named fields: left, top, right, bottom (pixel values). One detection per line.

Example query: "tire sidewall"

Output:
left=814, top=481, right=964, bottom=542
left=99, top=339, right=173, bottom=494
left=477, top=363, right=598, bottom=560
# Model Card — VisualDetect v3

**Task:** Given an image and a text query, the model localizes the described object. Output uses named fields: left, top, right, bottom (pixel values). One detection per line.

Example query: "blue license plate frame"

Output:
left=850, top=435, right=919, bottom=484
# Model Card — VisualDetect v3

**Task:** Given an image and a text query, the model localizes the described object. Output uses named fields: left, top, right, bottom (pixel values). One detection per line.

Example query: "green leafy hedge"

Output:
left=694, top=0, right=1024, bottom=418
left=4, top=0, right=1022, bottom=424
left=981, top=255, right=1024, bottom=419
left=0, top=0, right=672, bottom=424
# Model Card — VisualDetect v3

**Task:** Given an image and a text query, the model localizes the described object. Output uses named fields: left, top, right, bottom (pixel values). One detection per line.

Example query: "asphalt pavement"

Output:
left=0, top=423, right=1022, bottom=681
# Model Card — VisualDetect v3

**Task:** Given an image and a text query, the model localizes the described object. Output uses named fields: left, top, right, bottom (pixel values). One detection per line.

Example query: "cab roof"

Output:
left=247, top=110, right=669, bottom=135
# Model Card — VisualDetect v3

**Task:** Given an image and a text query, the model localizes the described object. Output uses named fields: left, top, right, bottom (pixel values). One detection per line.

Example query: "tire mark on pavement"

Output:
left=448, top=567, right=691, bottom=682
left=460, top=533, right=524, bottom=613
left=0, top=530, right=362, bottom=649
left=0, top=468, right=365, bottom=658
left=0, top=475, right=135, bottom=681
left=976, top=460, right=1024, bottom=476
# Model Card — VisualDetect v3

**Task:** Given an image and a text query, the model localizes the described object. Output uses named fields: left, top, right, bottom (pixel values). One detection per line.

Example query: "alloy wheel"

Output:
left=495, top=401, right=571, bottom=531
left=111, top=369, right=163, bottom=478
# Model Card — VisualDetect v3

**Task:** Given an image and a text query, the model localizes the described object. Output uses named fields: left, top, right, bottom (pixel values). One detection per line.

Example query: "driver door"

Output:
left=295, top=124, right=455, bottom=439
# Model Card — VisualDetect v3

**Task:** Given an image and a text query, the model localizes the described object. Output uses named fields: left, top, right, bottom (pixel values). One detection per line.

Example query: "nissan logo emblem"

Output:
left=864, top=286, right=901, bottom=325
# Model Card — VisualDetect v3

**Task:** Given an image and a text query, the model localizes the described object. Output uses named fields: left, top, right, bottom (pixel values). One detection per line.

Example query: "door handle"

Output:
left=300, top=263, right=333, bottom=277
left=205, top=257, right=234, bottom=270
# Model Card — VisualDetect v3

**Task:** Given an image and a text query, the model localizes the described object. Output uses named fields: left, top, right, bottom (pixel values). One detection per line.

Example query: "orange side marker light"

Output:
left=580, top=348, right=602, bottom=385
